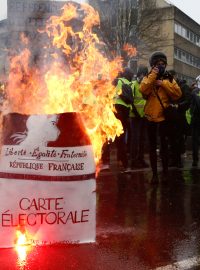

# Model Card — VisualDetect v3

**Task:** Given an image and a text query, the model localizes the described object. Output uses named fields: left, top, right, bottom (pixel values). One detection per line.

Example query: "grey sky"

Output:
left=170, top=0, right=200, bottom=25
left=0, top=0, right=200, bottom=24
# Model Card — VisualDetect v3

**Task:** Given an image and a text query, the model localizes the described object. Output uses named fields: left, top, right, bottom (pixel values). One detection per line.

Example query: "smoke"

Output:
left=59, top=0, right=88, bottom=3
left=66, top=0, right=88, bottom=3
left=5, top=0, right=105, bottom=114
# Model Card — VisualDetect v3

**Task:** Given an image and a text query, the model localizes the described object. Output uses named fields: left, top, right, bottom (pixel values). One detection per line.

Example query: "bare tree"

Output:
left=89, top=0, right=137, bottom=59
left=89, top=0, right=170, bottom=67
left=137, top=0, right=170, bottom=63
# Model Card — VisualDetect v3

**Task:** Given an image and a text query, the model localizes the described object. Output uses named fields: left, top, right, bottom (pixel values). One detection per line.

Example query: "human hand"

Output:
left=152, top=66, right=159, bottom=74
left=155, top=80, right=163, bottom=87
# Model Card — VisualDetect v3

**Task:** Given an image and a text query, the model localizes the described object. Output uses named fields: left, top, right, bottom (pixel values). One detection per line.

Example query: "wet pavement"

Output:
left=1, top=152, right=200, bottom=269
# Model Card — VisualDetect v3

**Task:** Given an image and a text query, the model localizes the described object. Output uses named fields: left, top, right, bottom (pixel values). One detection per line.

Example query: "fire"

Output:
left=4, top=2, right=128, bottom=162
left=123, top=43, right=137, bottom=57
left=15, top=227, right=32, bottom=265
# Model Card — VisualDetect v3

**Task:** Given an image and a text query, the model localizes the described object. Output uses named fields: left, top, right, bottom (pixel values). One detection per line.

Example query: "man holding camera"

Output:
left=140, top=51, right=182, bottom=183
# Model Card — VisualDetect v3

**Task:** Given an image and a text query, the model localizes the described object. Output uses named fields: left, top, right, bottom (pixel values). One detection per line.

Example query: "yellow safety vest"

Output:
left=129, top=80, right=146, bottom=118
left=113, top=77, right=132, bottom=109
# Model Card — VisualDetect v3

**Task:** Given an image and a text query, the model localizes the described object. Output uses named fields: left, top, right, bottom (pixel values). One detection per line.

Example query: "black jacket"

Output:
left=177, top=80, right=192, bottom=113
left=191, top=87, right=200, bottom=124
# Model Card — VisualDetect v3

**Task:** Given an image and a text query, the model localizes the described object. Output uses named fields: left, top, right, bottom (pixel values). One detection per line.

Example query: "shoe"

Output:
left=150, top=174, right=159, bottom=184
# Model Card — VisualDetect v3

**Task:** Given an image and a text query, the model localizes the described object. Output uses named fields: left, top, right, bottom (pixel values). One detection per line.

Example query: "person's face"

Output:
left=155, top=60, right=166, bottom=75
left=155, top=60, right=166, bottom=68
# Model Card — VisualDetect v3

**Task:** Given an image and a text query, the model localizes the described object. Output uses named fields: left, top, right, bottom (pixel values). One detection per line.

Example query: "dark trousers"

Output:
left=114, top=104, right=129, bottom=168
left=191, top=124, right=200, bottom=163
left=168, top=114, right=188, bottom=164
left=147, top=120, right=169, bottom=175
left=130, top=117, right=147, bottom=164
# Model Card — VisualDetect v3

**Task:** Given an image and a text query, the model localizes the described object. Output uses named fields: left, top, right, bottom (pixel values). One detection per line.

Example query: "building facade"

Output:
left=138, top=0, right=200, bottom=84
left=0, top=0, right=200, bottom=84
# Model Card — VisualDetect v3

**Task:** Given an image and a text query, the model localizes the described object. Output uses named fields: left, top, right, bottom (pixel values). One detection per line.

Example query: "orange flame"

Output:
left=123, top=43, right=137, bottom=57
left=5, top=3, right=124, bottom=162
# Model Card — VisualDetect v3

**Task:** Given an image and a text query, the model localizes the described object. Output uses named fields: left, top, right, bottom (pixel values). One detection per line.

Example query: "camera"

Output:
left=157, top=65, right=165, bottom=76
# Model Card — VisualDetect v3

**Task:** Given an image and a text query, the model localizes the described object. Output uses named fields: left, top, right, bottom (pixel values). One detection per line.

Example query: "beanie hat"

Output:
left=149, top=51, right=167, bottom=67
left=122, top=67, right=134, bottom=81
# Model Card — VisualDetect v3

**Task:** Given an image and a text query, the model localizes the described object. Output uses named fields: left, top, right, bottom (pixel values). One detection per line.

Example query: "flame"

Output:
left=4, top=2, right=130, bottom=162
left=123, top=43, right=137, bottom=57
left=15, top=227, right=32, bottom=267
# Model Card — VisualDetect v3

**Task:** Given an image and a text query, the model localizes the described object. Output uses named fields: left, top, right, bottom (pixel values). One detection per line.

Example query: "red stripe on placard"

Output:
left=0, top=172, right=95, bottom=182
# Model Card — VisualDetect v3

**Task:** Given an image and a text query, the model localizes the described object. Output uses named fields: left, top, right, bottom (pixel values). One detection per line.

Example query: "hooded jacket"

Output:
left=139, top=69, right=182, bottom=122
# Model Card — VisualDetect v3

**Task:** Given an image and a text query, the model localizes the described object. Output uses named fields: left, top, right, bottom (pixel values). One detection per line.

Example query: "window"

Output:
left=186, top=30, right=190, bottom=39
left=174, top=22, right=200, bottom=47
left=175, top=23, right=178, bottom=33
left=174, top=47, right=200, bottom=69
left=190, top=32, right=194, bottom=42
left=182, top=28, right=186, bottom=37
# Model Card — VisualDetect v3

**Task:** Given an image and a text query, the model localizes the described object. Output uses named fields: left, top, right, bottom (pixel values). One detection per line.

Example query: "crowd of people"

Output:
left=102, top=51, right=200, bottom=184
left=1, top=51, right=200, bottom=184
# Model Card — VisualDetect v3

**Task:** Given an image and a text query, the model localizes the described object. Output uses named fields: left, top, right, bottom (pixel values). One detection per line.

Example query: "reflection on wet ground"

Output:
left=1, top=167, right=200, bottom=269
left=97, top=167, right=200, bottom=269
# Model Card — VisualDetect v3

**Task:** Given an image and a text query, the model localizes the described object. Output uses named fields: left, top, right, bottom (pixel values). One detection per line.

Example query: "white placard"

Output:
left=0, top=113, right=96, bottom=248
left=0, top=178, right=96, bottom=247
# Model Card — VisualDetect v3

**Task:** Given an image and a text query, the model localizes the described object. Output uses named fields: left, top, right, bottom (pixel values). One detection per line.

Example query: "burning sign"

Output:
left=0, top=113, right=96, bottom=247
left=0, top=1, right=136, bottom=247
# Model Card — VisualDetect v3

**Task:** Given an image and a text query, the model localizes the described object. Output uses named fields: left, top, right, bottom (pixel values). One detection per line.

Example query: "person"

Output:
left=129, top=65, right=149, bottom=169
left=113, top=67, right=134, bottom=170
left=139, top=51, right=182, bottom=183
left=167, top=70, right=191, bottom=168
left=190, top=75, right=200, bottom=167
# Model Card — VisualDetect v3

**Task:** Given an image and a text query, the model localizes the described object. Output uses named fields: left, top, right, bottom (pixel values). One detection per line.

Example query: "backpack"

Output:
left=118, top=79, right=141, bottom=118
left=118, top=79, right=134, bottom=104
